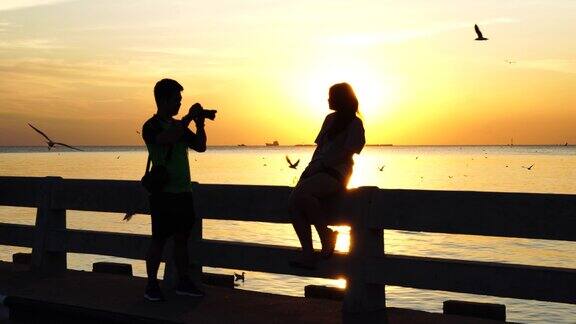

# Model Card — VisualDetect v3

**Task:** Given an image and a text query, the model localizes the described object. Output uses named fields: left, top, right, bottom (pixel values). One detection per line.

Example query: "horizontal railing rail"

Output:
left=1, top=176, right=575, bottom=314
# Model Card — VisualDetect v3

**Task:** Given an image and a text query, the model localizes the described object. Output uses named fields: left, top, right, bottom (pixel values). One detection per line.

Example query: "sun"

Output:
left=303, top=60, right=392, bottom=119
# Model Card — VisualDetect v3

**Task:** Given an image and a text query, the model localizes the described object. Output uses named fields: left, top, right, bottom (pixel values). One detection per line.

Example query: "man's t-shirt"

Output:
left=142, top=115, right=195, bottom=193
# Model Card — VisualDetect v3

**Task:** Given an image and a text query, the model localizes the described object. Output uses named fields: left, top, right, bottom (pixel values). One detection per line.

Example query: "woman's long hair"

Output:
left=326, top=82, right=359, bottom=140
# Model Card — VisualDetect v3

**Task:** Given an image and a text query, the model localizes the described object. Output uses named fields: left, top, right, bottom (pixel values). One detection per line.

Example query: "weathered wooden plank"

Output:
left=367, top=255, right=576, bottom=304
left=44, top=230, right=349, bottom=279
left=46, top=229, right=154, bottom=261
left=0, top=223, right=35, bottom=247
left=197, top=240, right=348, bottom=280
left=194, top=184, right=365, bottom=224
left=0, top=176, right=45, bottom=207
left=50, top=179, right=150, bottom=214
left=370, top=189, right=576, bottom=241
left=49, top=179, right=364, bottom=224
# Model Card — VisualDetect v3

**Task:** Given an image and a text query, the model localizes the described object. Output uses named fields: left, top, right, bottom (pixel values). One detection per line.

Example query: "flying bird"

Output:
left=27, top=123, right=83, bottom=151
left=474, top=24, right=488, bottom=41
left=285, top=156, right=300, bottom=169
left=378, top=165, right=385, bottom=172
left=522, top=164, right=534, bottom=170
left=504, top=60, right=516, bottom=64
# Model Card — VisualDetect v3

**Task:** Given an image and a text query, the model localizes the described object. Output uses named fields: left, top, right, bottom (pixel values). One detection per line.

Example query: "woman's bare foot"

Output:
left=321, top=229, right=338, bottom=259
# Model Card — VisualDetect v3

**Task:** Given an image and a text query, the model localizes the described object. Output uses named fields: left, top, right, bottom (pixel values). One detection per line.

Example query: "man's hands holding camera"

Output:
left=181, top=103, right=217, bottom=128
left=188, top=103, right=217, bottom=122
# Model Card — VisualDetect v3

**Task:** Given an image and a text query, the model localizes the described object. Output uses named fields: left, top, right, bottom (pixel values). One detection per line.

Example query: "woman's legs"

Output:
left=289, top=173, right=341, bottom=264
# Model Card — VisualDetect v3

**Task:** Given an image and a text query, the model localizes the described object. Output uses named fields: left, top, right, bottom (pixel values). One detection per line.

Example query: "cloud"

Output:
left=323, top=17, right=518, bottom=46
left=0, top=0, right=73, bottom=12
left=0, top=38, right=63, bottom=50
left=519, top=59, right=576, bottom=74
left=0, top=21, right=11, bottom=32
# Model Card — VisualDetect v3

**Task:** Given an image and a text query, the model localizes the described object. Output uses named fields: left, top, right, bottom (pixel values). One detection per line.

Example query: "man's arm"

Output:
left=186, top=120, right=207, bottom=152
left=153, top=103, right=203, bottom=145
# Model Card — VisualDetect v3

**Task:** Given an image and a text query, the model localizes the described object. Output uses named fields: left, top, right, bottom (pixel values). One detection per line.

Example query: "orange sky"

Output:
left=0, top=0, right=575, bottom=146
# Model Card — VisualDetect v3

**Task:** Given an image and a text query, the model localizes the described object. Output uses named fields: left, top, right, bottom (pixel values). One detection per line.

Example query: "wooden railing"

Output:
left=1, top=176, right=575, bottom=314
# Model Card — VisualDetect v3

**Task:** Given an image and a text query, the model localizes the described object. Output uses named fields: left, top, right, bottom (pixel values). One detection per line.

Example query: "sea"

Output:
left=0, top=145, right=575, bottom=323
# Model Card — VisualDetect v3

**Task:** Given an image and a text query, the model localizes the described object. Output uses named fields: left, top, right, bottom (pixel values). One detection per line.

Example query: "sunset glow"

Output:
left=0, top=0, right=574, bottom=146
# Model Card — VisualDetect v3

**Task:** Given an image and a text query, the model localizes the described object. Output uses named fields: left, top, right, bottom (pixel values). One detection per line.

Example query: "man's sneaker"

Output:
left=144, top=282, right=165, bottom=302
left=175, top=280, right=205, bottom=297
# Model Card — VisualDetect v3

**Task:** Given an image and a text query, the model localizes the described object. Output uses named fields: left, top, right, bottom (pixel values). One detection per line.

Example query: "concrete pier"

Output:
left=0, top=262, right=507, bottom=324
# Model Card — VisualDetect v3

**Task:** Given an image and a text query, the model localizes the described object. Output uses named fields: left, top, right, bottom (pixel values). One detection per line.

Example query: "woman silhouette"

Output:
left=289, top=82, right=365, bottom=269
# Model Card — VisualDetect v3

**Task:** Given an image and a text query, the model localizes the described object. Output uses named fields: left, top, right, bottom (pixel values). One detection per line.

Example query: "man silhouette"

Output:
left=142, top=78, right=212, bottom=301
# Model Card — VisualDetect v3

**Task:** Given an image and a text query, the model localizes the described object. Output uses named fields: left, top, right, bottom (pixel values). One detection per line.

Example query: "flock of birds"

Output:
left=21, top=24, right=534, bottom=291
left=28, top=123, right=537, bottom=174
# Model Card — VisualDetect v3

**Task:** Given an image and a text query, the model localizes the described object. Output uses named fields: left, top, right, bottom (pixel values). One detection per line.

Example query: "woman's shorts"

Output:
left=149, top=192, right=195, bottom=240
left=299, top=164, right=350, bottom=188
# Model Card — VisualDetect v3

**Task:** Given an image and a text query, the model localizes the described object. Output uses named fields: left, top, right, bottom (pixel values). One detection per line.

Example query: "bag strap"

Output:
left=144, top=144, right=173, bottom=174
left=145, top=154, right=152, bottom=174
left=144, top=115, right=175, bottom=173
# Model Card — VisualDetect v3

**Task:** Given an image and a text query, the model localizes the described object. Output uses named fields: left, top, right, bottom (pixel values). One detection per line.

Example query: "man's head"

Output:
left=154, top=79, right=183, bottom=117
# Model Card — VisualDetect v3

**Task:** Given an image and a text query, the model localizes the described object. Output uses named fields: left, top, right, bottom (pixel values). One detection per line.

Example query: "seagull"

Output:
left=27, top=123, right=83, bottom=151
left=505, top=60, right=516, bottom=64
left=522, top=164, right=534, bottom=170
left=123, top=211, right=135, bottom=221
left=234, top=272, right=245, bottom=282
left=285, top=156, right=300, bottom=169
left=378, top=165, right=385, bottom=172
left=474, top=24, right=488, bottom=41
left=116, top=156, right=120, bottom=159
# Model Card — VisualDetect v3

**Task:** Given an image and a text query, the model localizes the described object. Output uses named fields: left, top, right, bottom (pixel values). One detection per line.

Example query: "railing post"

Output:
left=343, top=186, right=386, bottom=320
left=31, top=176, right=66, bottom=275
left=189, top=214, right=203, bottom=284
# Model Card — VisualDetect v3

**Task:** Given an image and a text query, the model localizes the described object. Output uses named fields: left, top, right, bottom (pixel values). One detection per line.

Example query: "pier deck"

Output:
left=0, top=262, right=505, bottom=324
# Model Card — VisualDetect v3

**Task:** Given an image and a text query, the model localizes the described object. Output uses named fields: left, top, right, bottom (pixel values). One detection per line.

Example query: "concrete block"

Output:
left=12, top=253, right=32, bottom=265
left=92, top=262, right=133, bottom=276
left=305, top=285, right=345, bottom=301
left=443, top=300, right=506, bottom=321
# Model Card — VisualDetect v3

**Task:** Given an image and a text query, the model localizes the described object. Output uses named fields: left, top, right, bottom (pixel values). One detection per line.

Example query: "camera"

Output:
left=200, top=108, right=217, bottom=120
left=189, top=104, right=217, bottom=121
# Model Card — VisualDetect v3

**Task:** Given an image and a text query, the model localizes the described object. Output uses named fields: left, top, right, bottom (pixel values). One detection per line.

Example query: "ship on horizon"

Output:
left=265, top=140, right=279, bottom=146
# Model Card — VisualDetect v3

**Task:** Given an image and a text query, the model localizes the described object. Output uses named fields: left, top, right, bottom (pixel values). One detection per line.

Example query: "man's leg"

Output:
left=146, top=238, right=167, bottom=284
left=173, top=230, right=191, bottom=283
left=173, top=229, right=204, bottom=297
left=145, top=237, right=167, bottom=301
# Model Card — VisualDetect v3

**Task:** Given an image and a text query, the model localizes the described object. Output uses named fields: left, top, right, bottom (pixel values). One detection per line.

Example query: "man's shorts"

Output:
left=149, top=192, right=195, bottom=240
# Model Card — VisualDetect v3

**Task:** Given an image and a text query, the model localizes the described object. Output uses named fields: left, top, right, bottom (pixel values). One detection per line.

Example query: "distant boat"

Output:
left=265, top=141, right=279, bottom=147
left=237, top=144, right=247, bottom=147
